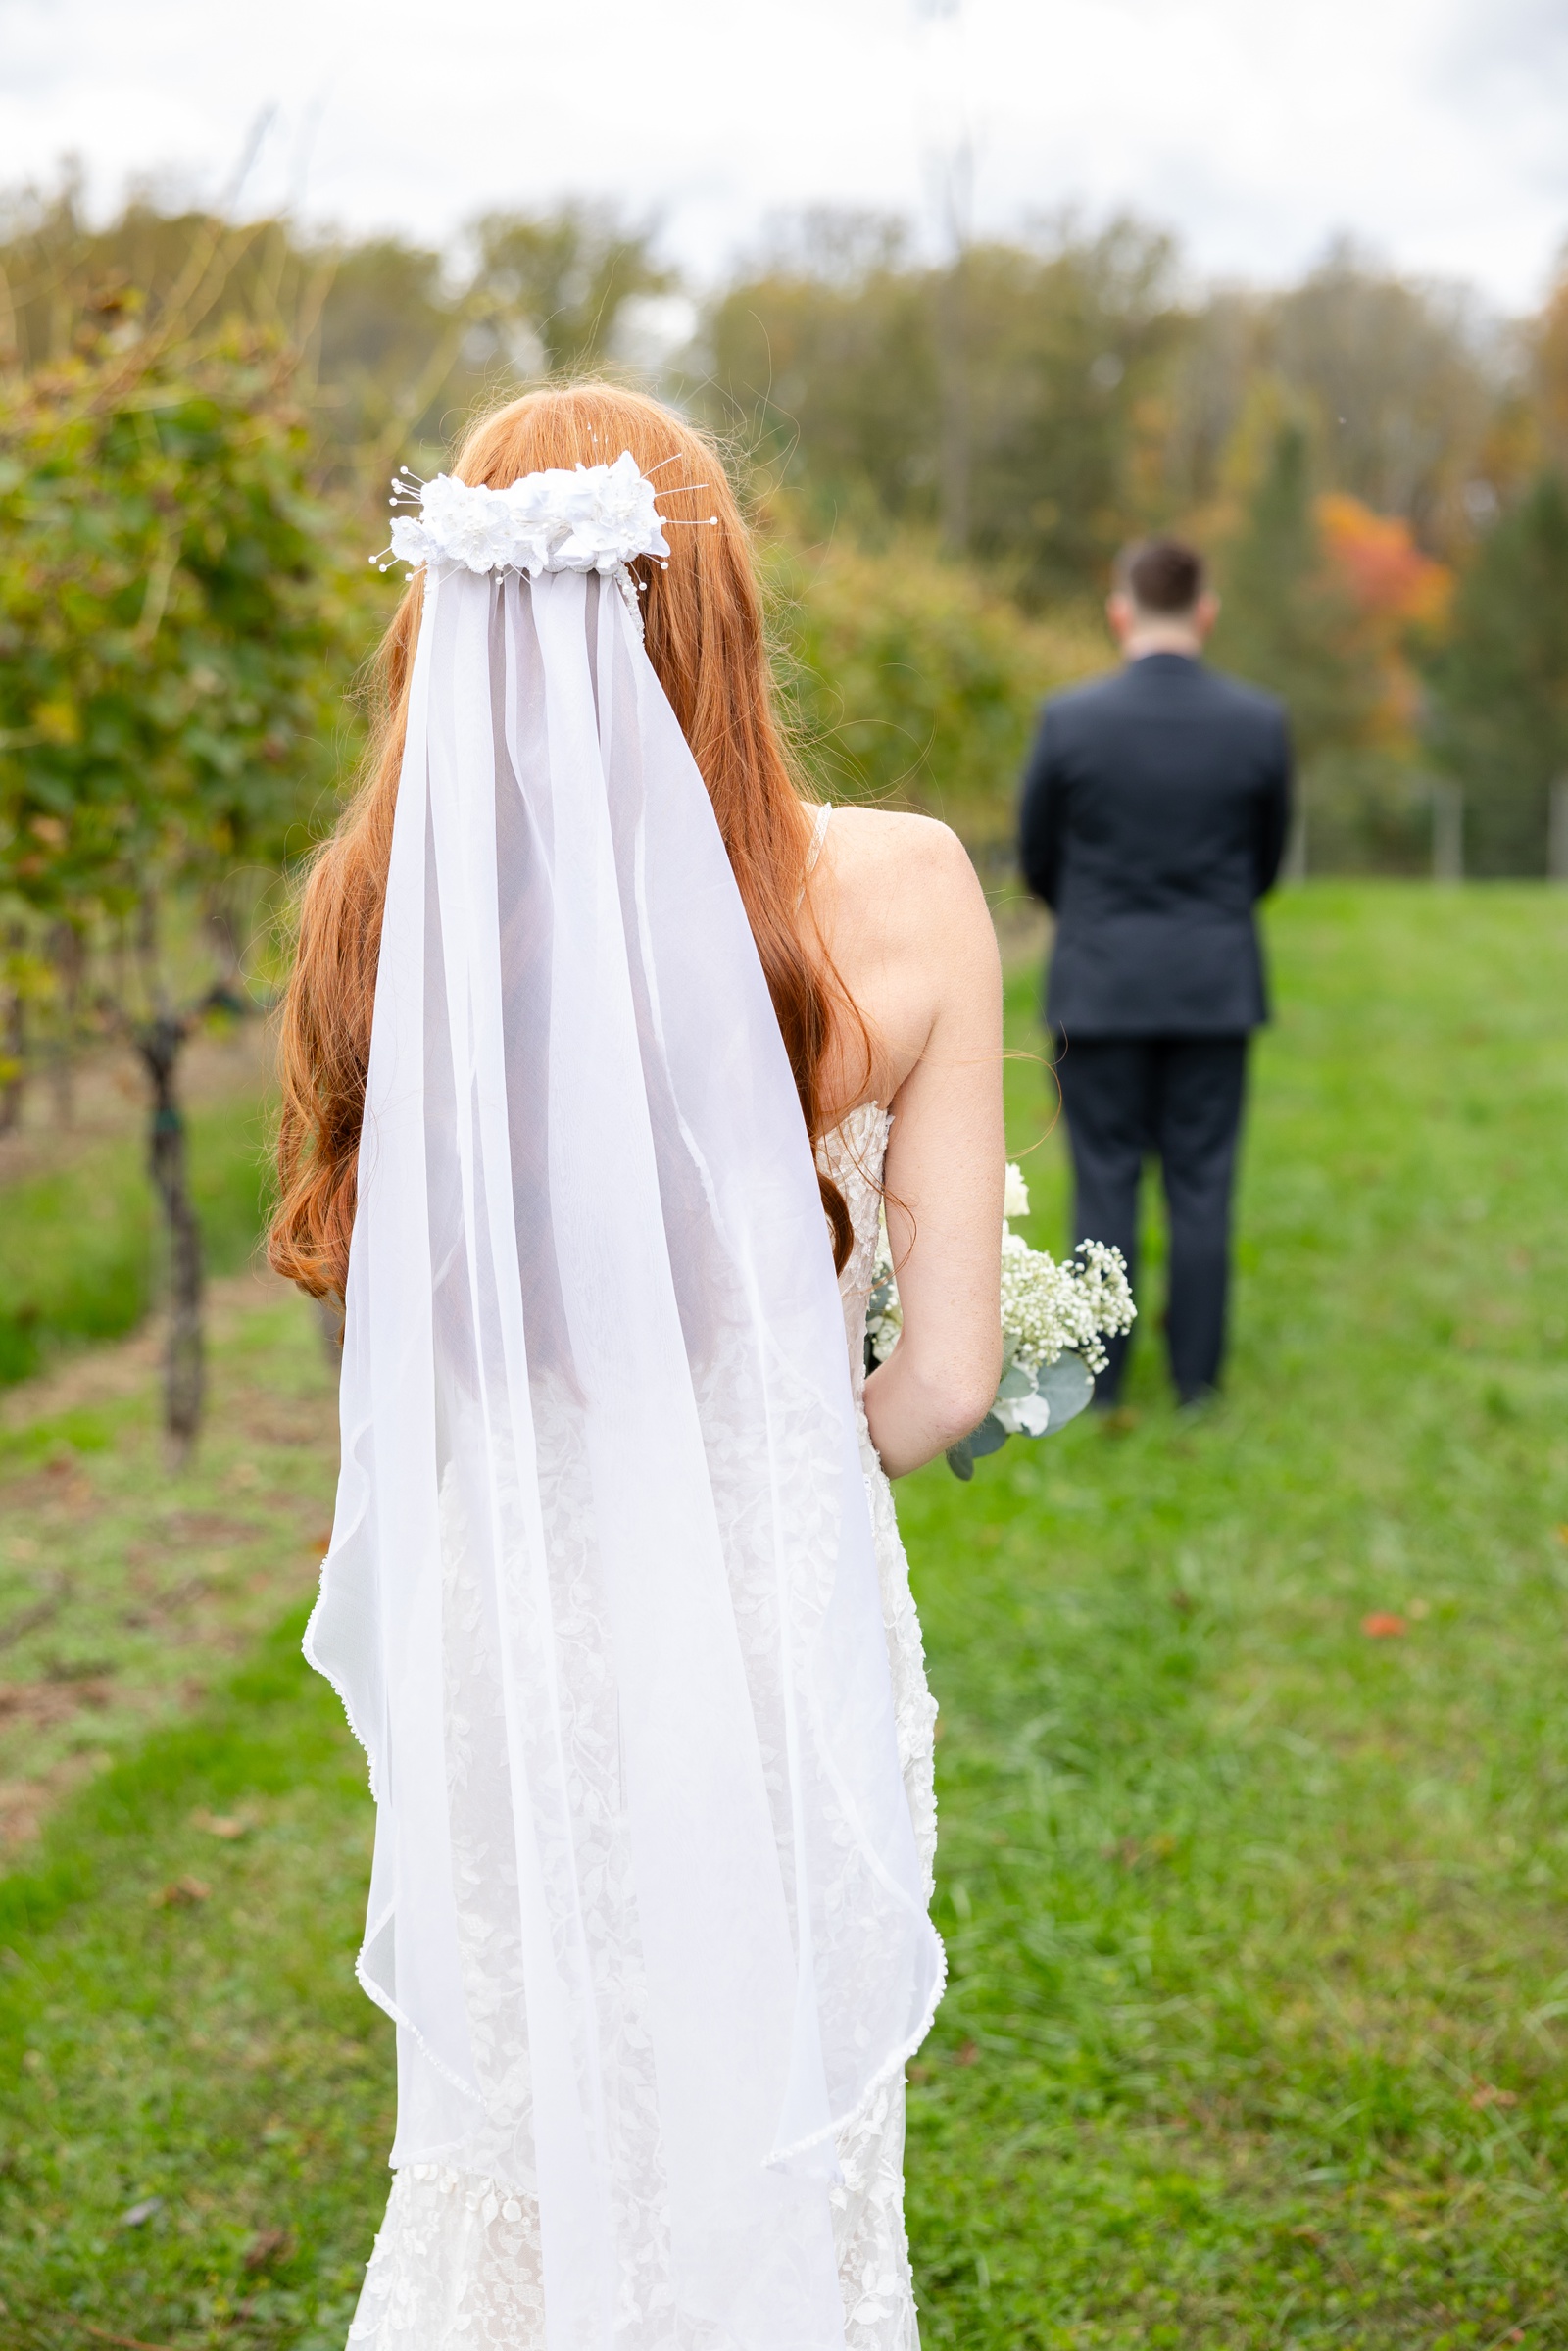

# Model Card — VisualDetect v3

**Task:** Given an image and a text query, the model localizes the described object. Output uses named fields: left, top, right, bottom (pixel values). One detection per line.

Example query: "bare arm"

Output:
left=859, top=828, right=1004, bottom=1477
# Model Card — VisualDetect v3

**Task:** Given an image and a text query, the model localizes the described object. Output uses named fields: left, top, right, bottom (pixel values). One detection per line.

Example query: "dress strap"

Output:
left=800, top=803, right=832, bottom=905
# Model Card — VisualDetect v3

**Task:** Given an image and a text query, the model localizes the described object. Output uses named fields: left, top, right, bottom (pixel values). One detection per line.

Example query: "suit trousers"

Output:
left=1054, top=1035, right=1249, bottom=1404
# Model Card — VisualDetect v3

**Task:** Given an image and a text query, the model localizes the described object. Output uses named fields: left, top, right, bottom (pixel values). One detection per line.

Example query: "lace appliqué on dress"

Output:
left=815, top=1103, right=938, bottom=2351
left=347, top=2166, right=544, bottom=2350
left=346, top=1102, right=937, bottom=2351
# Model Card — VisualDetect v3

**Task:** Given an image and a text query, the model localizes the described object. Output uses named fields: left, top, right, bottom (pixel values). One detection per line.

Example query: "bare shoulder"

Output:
left=814, top=806, right=990, bottom=947
left=808, top=806, right=999, bottom=1106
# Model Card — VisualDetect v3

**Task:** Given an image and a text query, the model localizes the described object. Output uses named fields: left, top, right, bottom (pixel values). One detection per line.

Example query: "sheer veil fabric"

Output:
left=310, top=544, right=944, bottom=2351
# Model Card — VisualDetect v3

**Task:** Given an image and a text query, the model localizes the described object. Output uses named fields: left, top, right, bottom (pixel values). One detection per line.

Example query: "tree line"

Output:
left=1, top=177, right=1565, bottom=1437
left=8, top=175, right=1562, bottom=874
left=709, top=209, right=1568, bottom=879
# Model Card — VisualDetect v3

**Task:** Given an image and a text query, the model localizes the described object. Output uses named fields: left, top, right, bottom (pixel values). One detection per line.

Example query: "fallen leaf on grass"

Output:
left=191, top=1809, right=248, bottom=1839
left=150, top=1876, right=210, bottom=1907
left=119, top=2196, right=164, bottom=2226
left=244, top=2226, right=295, bottom=2271
left=1469, top=2082, right=1519, bottom=2108
left=954, top=2040, right=979, bottom=2067
left=1361, top=1613, right=1408, bottom=1638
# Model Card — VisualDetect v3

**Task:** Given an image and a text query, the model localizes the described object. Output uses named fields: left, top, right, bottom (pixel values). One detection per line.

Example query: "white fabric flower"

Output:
left=413, top=474, right=521, bottom=573
left=555, top=451, right=672, bottom=574
left=499, top=467, right=574, bottom=574
left=1003, top=1161, right=1030, bottom=1222
left=383, top=454, right=671, bottom=582
left=386, top=512, right=438, bottom=571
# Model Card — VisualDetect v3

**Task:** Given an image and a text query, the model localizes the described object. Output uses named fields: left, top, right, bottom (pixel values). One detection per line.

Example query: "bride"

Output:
left=269, top=384, right=1004, bottom=2351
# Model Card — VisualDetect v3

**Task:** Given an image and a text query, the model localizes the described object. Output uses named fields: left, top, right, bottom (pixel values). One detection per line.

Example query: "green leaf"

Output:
left=1035, top=1353, right=1094, bottom=1432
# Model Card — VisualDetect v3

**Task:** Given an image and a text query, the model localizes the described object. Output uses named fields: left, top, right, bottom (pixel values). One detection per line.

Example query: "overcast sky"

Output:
left=3, top=0, right=1567, bottom=310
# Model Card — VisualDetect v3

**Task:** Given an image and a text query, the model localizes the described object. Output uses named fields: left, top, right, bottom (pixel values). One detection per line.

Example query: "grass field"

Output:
left=1, top=884, right=1567, bottom=2349
left=0, top=1023, right=280, bottom=1386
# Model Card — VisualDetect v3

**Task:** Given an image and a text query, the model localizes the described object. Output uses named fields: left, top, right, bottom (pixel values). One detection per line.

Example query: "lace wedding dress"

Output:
left=344, top=1095, right=939, bottom=2351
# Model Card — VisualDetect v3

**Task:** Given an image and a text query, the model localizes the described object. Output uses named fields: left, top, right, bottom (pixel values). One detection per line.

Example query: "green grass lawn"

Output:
left=0, top=1039, right=280, bottom=1385
left=0, top=1279, right=340, bottom=1852
left=2, top=884, right=1567, bottom=2348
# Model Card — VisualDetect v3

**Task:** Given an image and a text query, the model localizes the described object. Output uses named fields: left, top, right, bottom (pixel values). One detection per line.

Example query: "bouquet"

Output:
left=867, top=1164, right=1136, bottom=1479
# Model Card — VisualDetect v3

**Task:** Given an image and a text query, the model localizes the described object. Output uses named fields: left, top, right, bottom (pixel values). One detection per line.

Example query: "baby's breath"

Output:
left=867, top=1201, right=1134, bottom=1378
left=999, top=1233, right=1135, bottom=1377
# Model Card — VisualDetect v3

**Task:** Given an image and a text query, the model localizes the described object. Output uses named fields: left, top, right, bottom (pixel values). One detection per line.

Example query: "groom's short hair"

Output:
left=1115, top=536, right=1205, bottom=616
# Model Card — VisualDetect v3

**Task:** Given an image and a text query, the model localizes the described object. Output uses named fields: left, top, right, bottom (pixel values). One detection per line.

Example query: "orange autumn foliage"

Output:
left=1315, top=493, right=1453, bottom=744
left=1316, top=495, right=1453, bottom=632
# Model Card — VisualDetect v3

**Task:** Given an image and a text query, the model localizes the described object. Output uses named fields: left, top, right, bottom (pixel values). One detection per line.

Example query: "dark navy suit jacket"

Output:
left=1018, top=653, right=1293, bottom=1036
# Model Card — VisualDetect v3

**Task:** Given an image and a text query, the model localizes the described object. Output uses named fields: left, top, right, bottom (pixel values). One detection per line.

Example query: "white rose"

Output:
left=1004, top=1161, right=1031, bottom=1223
left=993, top=1388, right=1051, bottom=1437
left=1011, top=1390, right=1052, bottom=1436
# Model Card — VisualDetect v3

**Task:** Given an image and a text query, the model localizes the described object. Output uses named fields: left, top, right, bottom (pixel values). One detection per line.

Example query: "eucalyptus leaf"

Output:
left=966, top=1412, right=1009, bottom=1458
left=997, top=1364, right=1035, bottom=1401
left=945, top=1438, right=975, bottom=1481
left=1034, top=1353, right=1094, bottom=1431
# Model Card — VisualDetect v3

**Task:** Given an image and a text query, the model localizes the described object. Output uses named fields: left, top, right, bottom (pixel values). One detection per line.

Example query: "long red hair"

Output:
left=268, top=382, right=861, bottom=1302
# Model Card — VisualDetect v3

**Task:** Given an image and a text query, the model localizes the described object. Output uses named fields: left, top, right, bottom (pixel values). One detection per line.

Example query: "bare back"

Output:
left=802, top=806, right=1005, bottom=1476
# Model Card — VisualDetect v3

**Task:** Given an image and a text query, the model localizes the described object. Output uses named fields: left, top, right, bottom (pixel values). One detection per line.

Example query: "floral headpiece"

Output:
left=373, top=452, right=715, bottom=626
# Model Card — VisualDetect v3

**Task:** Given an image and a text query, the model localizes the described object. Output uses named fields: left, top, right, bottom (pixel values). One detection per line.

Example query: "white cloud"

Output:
left=0, top=0, right=1562, bottom=305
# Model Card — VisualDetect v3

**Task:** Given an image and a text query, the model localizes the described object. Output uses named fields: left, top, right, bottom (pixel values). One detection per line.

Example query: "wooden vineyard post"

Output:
left=137, top=1013, right=204, bottom=1458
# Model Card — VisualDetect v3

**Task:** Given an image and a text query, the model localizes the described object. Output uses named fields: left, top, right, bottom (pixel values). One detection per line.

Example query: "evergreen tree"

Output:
left=1427, top=472, right=1568, bottom=875
left=1209, top=420, right=1381, bottom=765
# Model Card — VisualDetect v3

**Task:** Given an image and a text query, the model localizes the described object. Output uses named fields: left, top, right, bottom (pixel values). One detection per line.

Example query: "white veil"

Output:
left=309, top=459, right=944, bottom=2351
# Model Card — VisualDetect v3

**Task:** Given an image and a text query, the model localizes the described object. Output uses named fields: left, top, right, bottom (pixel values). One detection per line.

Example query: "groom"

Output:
left=1017, top=537, right=1293, bottom=1406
